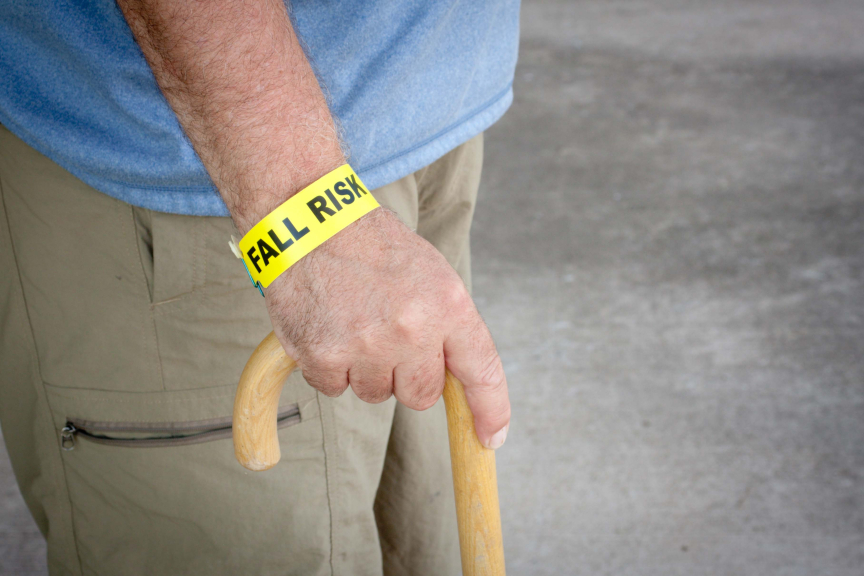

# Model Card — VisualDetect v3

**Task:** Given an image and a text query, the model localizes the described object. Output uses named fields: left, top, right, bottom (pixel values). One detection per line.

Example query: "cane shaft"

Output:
left=443, top=371, right=506, bottom=576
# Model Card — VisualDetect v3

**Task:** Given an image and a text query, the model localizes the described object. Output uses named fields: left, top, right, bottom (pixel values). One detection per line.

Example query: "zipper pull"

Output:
left=61, top=423, right=77, bottom=451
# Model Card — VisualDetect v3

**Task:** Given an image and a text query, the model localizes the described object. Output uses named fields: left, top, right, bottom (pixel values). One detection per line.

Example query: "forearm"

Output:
left=117, top=0, right=345, bottom=234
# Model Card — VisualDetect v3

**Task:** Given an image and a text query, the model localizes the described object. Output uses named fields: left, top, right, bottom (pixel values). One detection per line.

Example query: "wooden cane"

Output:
left=233, top=331, right=506, bottom=575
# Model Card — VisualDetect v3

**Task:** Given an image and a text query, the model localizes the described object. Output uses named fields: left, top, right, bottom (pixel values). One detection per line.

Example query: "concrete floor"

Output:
left=2, top=0, right=863, bottom=574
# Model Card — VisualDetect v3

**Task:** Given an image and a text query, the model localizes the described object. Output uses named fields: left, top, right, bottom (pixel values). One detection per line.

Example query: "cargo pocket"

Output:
left=59, top=404, right=301, bottom=450
left=44, top=382, right=332, bottom=576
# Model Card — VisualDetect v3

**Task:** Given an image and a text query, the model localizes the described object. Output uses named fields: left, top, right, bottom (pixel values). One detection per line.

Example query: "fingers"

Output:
left=299, top=349, right=350, bottom=398
left=444, top=314, right=511, bottom=450
left=302, top=365, right=349, bottom=397
left=300, top=344, right=447, bottom=410
left=348, top=357, right=395, bottom=404
left=295, top=332, right=445, bottom=408
left=392, top=349, right=446, bottom=411
left=347, top=344, right=446, bottom=408
left=290, top=291, right=510, bottom=453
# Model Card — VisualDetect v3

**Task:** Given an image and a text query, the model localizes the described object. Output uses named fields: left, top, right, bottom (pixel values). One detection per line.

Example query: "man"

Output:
left=0, top=0, right=519, bottom=574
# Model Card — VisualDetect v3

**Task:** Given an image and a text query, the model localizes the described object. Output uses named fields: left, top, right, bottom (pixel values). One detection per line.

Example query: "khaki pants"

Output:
left=0, top=125, right=483, bottom=576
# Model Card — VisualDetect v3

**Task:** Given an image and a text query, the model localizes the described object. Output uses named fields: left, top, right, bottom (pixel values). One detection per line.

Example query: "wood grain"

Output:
left=233, top=331, right=506, bottom=575
left=232, top=331, right=296, bottom=471
left=442, top=370, right=507, bottom=576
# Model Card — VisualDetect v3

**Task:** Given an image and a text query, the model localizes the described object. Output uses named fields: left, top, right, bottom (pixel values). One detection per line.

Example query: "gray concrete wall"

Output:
left=2, top=0, right=863, bottom=574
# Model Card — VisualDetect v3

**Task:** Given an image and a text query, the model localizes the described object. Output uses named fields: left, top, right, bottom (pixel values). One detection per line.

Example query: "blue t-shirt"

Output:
left=0, top=0, right=519, bottom=216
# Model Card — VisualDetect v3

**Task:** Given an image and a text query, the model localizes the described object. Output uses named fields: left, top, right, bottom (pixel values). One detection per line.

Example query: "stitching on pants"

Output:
left=127, top=204, right=167, bottom=391
left=144, top=211, right=167, bottom=390
left=192, top=217, right=203, bottom=291
left=42, top=388, right=237, bottom=405
left=316, top=392, right=336, bottom=576
left=130, top=207, right=154, bottom=303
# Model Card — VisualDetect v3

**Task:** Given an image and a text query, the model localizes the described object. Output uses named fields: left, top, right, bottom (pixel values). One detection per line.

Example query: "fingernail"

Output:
left=485, top=424, right=509, bottom=450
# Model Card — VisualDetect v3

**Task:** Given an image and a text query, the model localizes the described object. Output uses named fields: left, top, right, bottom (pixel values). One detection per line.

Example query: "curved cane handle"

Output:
left=232, top=332, right=296, bottom=471
left=233, top=331, right=506, bottom=575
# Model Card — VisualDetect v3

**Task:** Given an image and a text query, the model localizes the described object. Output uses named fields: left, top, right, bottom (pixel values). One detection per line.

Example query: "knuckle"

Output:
left=355, top=327, right=385, bottom=356
left=392, top=301, right=427, bottom=341
left=300, top=346, right=350, bottom=398
left=474, top=353, right=506, bottom=394
left=409, top=387, right=440, bottom=411
left=443, top=280, right=472, bottom=312
left=304, top=371, right=348, bottom=397
left=404, top=372, right=444, bottom=411
left=304, top=346, right=345, bottom=372
left=350, top=370, right=394, bottom=404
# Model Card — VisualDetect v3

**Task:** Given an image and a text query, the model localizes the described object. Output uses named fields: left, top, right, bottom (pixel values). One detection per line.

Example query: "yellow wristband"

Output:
left=233, top=164, right=379, bottom=292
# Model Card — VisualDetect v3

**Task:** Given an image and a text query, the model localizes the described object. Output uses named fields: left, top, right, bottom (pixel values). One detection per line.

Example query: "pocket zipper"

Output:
left=60, top=404, right=301, bottom=451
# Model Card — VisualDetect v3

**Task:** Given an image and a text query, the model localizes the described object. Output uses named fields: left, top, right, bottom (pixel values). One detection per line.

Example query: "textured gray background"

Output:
left=3, top=0, right=863, bottom=574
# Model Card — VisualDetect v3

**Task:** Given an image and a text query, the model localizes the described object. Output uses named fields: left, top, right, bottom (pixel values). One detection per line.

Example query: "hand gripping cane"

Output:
left=233, top=331, right=506, bottom=576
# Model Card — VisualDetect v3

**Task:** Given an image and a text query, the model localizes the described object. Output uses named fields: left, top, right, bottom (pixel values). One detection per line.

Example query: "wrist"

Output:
left=233, top=164, right=379, bottom=294
left=230, top=152, right=347, bottom=236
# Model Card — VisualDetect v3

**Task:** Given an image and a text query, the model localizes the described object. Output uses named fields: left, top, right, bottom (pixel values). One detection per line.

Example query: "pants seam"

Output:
left=0, top=173, right=86, bottom=576
left=317, top=391, right=336, bottom=576
left=127, top=204, right=167, bottom=391
left=417, top=133, right=480, bottom=215
left=130, top=206, right=153, bottom=302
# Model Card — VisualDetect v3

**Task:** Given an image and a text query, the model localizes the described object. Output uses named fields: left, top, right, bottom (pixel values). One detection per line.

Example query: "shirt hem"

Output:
left=0, top=84, right=513, bottom=217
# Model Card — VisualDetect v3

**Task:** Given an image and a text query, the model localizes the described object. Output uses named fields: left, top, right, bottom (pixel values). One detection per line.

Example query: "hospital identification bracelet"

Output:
left=230, top=164, right=379, bottom=295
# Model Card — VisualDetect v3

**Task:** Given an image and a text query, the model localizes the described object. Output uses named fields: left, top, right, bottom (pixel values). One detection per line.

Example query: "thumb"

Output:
left=444, top=319, right=511, bottom=449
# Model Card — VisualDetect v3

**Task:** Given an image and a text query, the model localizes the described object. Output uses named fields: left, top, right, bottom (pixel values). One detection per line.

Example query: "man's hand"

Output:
left=267, top=208, right=510, bottom=447
left=118, top=0, right=510, bottom=448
